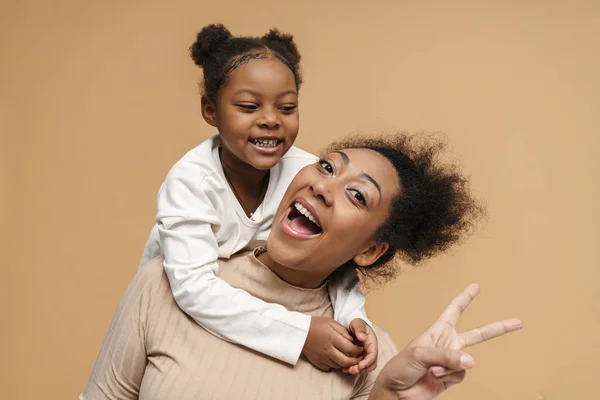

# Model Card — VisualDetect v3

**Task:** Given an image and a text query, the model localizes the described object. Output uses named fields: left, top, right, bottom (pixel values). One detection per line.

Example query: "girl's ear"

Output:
left=201, top=96, right=218, bottom=127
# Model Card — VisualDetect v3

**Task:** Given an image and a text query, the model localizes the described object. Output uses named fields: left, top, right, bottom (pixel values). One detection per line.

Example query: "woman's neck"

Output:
left=256, top=251, right=329, bottom=289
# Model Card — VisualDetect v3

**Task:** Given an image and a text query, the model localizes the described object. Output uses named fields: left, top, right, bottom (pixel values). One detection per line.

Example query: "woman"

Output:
left=81, top=133, right=521, bottom=399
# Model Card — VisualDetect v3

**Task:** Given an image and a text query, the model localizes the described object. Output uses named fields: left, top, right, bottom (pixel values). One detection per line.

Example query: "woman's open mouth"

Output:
left=281, top=201, right=322, bottom=239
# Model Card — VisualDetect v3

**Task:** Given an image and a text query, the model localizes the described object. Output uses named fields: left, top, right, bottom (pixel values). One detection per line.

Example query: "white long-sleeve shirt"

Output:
left=140, top=135, right=370, bottom=365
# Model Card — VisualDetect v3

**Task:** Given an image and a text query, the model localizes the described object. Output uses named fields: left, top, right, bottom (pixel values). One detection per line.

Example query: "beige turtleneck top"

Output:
left=81, top=248, right=398, bottom=399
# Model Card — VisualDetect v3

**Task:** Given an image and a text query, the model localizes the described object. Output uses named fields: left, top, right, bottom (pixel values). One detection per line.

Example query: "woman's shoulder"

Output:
left=134, top=256, right=172, bottom=298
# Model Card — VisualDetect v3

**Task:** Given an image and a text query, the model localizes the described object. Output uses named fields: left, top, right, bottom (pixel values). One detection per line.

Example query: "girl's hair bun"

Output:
left=261, top=28, right=301, bottom=64
left=190, top=24, right=232, bottom=67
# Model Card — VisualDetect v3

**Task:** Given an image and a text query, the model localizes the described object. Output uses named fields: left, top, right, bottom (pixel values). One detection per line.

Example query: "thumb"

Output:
left=412, top=347, right=475, bottom=371
left=349, top=319, right=368, bottom=341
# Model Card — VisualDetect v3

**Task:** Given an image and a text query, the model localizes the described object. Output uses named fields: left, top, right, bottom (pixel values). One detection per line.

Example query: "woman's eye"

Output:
left=319, top=160, right=334, bottom=175
left=350, top=189, right=366, bottom=205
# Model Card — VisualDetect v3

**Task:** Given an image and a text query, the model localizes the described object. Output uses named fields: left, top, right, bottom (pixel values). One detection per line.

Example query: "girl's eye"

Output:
left=319, top=159, right=334, bottom=175
left=350, top=189, right=366, bottom=206
left=238, top=104, right=258, bottom=111
left=279, top=105, right=297, bottom=113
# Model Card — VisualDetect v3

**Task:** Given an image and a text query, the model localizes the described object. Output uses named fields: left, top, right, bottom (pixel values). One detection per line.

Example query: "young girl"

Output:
left=140, top=24, right=377, bottom=373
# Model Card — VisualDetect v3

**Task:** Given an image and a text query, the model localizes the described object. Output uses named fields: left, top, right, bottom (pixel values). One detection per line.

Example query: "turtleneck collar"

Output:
left=217, top=247, right=331, bottom=315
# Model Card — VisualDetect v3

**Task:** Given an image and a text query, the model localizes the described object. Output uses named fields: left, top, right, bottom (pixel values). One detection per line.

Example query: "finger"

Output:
left=436, top=284, right=480, bottom=327
left=357, top=359, right=377, bottom=374
left=357, top=328, right=378, bottom=372
left=412, top=347, right=475, bottom=371
left=315, top=361, right=333, bottom=372
left=459, top=318, right=523, bottom=348
left=342, top=365, right=360, bottom=375
left=437, top=370, right=466, bottom=383
left=328, top=348, right=363, bottom=369
left=329, top=320, right=355, bottom=342
left=348, top=364, right=361, bottom=375
left=438, top=370, right=466, bottom=390
left=333, top=334, right=364, bottom=358
left=430, top=366, right=454, bottom=378
left=357, top=355, right=377, bottom=373
left=349, top=319, right=369, bottom=341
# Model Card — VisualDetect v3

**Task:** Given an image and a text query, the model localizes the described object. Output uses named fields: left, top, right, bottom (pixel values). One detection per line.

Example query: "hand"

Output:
left=302, top=316, right=364, bottom=371
left=370, top=346, right=473, bottom=400
left=344, top=318, right=379, bottom=375
left=371, top=284, right=522, bottom=400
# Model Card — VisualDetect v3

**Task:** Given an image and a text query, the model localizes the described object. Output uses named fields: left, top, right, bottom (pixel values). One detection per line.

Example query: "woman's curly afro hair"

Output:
left=324, top=132, right=485, bottom=284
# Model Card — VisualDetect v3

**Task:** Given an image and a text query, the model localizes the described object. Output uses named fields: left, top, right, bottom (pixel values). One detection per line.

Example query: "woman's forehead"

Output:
left=328, top=148, right=389, bottom=170
left=329, top=148, right=400, bottom=192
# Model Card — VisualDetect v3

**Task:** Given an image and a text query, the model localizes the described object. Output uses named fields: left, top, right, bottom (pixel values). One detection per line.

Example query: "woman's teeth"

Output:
left=294, top=202, right=320, bottom=227
left=251, top=139, right=279, bottom=148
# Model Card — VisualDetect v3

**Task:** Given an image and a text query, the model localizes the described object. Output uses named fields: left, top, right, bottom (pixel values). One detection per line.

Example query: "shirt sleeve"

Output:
left=80, top=261, right=161, bottom=399
left=328, top=268, right=373, bottom=328
left=156, top=167, right=311, bottom=365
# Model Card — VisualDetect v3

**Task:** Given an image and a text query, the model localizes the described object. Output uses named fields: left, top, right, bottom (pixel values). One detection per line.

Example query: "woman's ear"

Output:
left=353, top=241, right=389, bottom=267
left=201, top=96, right=218, bottom=127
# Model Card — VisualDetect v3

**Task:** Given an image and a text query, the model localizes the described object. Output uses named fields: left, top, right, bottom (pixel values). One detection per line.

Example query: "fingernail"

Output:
left=460, top=353, right=475, bottom=368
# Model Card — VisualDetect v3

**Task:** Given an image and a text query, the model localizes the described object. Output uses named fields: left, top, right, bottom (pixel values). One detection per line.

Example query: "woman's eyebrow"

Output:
left=359, top=172, right=382, bottom=204
left=333, top=151, right=349, bottom=164
left=333, top=150, right=382, bottom=204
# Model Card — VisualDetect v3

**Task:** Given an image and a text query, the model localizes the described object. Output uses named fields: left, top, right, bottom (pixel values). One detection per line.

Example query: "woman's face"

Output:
left=266, top=148, right=400, bottom=278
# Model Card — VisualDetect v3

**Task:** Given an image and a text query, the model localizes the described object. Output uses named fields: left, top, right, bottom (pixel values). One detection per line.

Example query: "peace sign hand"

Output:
left=370, top=284, right=522, bottom=400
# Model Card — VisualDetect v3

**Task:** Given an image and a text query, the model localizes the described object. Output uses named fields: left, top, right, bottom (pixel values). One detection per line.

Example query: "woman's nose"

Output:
left=310, top=178, right=334, bottom=207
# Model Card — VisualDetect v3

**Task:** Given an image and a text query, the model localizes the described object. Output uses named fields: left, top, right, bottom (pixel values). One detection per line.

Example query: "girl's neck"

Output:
left=256, top=250, right=328, bottom=289
left=220, top=145, right=269, bottom=217
left=220, top=146, right=268, bottom=185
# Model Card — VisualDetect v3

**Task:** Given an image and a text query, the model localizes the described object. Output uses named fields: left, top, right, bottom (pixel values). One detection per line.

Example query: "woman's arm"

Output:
left=80, top=262, right=163, bottom=399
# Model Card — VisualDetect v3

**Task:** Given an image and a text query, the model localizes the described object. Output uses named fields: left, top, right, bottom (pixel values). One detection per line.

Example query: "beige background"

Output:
left=2, top=0, right=599, bottom=399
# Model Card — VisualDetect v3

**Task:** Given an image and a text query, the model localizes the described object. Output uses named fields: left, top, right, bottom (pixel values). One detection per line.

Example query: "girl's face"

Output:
left=266, top=148, right=401, bottom=283
left=202, top=57, right=299, bottom=171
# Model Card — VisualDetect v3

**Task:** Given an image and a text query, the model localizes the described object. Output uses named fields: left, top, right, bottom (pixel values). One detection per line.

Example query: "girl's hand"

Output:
left=344, top=318, right=379, bottom=375
left=302, top=316, right=364, bottom=371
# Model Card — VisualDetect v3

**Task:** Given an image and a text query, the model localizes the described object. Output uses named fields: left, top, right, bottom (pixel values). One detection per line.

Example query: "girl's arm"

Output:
left=156, top=169, right=311, bottom=365
left=328, top=270, right=379, bottom=373
left=328, top=269, right=373, bottom=328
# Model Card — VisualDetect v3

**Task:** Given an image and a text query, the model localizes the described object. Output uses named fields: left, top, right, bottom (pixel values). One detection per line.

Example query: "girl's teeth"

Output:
left=253, top=139, right=278, bottom=148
